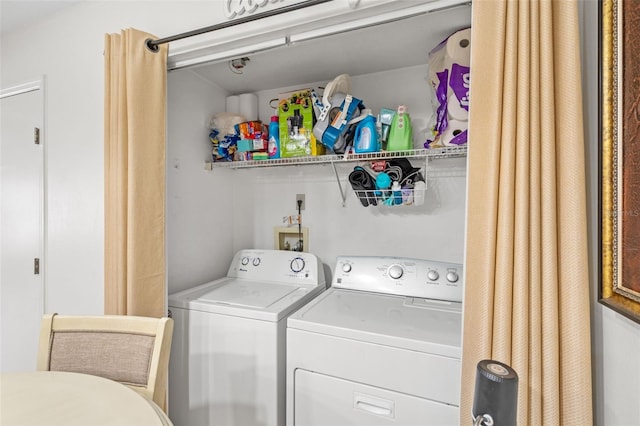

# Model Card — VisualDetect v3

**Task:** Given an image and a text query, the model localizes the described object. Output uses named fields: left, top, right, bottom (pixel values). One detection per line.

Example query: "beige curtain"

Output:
left=104, top=29, right=168, bottom=318
left=461, top=0, right=592, bottom=424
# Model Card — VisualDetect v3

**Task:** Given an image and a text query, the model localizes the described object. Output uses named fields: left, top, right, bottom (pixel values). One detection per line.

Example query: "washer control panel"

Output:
left=227, top=249, right=325, bottom=286
left=333, top=256, right=463, bottom=302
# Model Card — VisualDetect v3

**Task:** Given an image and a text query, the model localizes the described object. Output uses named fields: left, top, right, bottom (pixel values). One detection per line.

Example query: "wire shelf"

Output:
left=205, top=146, right=467, bottom=170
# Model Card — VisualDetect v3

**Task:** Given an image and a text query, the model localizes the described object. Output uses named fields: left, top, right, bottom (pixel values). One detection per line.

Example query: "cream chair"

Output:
left=37, top=313, right=174, bottom=413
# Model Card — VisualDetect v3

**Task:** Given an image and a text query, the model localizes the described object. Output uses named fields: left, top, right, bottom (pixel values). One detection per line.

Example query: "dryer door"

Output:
left=293, top=369, right=458, bottom=426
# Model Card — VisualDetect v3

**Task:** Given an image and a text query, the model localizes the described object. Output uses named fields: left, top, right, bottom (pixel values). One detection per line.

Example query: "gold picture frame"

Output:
left=600, top=0, right=640, bottom=323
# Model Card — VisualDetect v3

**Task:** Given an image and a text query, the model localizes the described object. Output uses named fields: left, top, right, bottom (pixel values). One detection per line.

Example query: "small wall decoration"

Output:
left=600, top=0, right=640, bottom=323
left=225, top=0, right=286, bottom=19
left=274, top=227, right=308, bottom=252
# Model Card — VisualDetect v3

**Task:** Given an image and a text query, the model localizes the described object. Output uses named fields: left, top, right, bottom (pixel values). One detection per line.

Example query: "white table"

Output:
left=0, top=371, right=172, bottom=425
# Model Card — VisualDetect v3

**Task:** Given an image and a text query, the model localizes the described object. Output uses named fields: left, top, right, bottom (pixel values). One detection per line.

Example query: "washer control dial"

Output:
left=342, top=263, right=352, bottom=273
left=388, top=264, right=404, bottom=279
left=427, top=270, right=439, bottom=281
left=446, top=271, right=459, bottom=283
left=241, top=257, right=250, bottom=266
left=252, top=257, right=261, bottom=267
left=290, top=257, right=306, bottom=273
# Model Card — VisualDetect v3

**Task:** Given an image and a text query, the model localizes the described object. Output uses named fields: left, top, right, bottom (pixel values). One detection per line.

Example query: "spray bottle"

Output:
left=268, top=112, right=280, bottom=159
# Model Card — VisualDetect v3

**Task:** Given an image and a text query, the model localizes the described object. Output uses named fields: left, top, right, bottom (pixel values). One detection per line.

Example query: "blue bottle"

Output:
left=375, top=172, right=392, bottom=202
left=268, top=115, right=280, bottom=159
left=354, top=114, right=379, bottom=153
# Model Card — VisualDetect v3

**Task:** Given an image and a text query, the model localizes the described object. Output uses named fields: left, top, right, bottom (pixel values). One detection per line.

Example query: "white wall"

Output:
left=580, top=1, right=640, bottom=425
left=0, top=1, right=230, bottom=314
left=166, top=70, right=238, bottom=293
left=1, top=0, right=639, bottom=424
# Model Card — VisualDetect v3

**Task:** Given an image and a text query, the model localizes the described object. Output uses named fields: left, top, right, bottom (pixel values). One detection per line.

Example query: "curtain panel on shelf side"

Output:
left=104, top=29, right=167, bottom=318
left=461, top=0, right=593, bottom=424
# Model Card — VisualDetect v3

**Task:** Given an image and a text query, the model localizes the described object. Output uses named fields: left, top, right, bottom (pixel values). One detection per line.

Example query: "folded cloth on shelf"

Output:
left=384, top=165, right=403, bottom=183
left=386, top=158, right=424, bottom=186
left=349, top=166, right=377, bottom=207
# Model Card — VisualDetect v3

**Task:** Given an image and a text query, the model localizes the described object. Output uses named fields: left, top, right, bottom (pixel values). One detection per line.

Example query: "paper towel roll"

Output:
left=441, top=119, right=468, bottom=146
left=445, top=28, right=471, bottom=68
left=238, top=93, right=258, bottom=122
left=226, top=95, right=239, bottom=114
left=472, top=360, right=518, bottom=426
left=447, top=95, right=469, bottom=121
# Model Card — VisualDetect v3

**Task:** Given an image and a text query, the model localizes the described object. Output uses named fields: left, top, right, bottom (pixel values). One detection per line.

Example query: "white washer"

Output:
left=169, top=249, right=326, bottom=426
left=286, top=256, right=464, bottom=426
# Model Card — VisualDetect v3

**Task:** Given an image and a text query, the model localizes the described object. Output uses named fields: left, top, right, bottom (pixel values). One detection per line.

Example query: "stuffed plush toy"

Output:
left=209, top=112, right=246, bottom=136
left=209, top=112, right=246, bottom=162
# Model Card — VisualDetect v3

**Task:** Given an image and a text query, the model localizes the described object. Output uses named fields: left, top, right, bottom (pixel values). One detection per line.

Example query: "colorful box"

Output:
left=278, top=89, right=325, bottom=157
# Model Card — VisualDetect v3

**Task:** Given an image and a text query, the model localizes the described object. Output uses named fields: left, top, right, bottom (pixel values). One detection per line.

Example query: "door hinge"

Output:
left=34, top=258, right=40, bottom=274
left=34, top=127, right=40, bottom=145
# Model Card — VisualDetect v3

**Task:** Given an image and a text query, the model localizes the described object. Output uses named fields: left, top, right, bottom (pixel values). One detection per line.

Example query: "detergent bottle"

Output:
left=386, top=105, right=413, bottom=151
left=353, top=114, right=379, bottom=153
left=268, top=114, right=280, bottom=159
left=392, top=181, right=403, bottom=205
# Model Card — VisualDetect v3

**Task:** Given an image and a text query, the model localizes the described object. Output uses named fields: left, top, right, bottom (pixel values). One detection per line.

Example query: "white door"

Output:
left=0, top=81, right=45, bottom=372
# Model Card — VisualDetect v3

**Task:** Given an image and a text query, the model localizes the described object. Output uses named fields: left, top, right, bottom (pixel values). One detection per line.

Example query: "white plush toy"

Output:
left=209, top=112, right=247, bottom=135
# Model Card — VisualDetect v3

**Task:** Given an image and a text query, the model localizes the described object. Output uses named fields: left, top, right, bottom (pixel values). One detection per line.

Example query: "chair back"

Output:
left=37, top=313, right=173, bottom=412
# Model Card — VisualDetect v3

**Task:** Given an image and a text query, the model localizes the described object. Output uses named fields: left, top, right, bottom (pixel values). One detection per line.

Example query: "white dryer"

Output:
left=169, top=249, right=326, bottom=426
left=286, top=256, right=463, bottom=426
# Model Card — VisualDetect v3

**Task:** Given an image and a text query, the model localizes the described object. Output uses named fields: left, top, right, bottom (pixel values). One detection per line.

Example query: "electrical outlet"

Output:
left=296, top=194, right=305, bottom=211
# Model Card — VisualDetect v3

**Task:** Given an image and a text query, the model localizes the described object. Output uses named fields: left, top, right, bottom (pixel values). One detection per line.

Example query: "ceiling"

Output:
left=0, top=1, right=82, bottom=35
left=183, top=5, right=472, bottom=94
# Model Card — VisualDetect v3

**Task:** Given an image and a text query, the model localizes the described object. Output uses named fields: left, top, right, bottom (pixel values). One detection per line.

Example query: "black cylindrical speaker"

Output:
left=472, top=359, right=518, bottom=425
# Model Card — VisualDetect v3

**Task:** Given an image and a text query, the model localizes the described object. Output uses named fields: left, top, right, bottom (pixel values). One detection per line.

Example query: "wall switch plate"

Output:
left=296, top=194, right=305, bottom=211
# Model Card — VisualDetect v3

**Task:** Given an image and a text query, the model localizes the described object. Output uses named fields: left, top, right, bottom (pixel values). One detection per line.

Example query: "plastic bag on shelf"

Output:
left=425, top=28, right=471, bottom=149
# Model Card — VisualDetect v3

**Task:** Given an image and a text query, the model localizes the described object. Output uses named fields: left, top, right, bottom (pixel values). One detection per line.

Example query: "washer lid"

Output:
left=287, top=288, right=462, bottom=358
left=197, top=280, right=297, bottom=308
left=169, top=277, right=325, bottom=321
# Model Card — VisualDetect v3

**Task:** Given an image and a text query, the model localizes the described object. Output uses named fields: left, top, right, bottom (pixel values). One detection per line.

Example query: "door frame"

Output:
left=1, top=76, right=47, bottom=312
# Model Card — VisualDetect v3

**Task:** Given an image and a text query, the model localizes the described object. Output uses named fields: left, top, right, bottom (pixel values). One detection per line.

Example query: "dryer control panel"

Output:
left=332, top=256, right=463, bottom=302
left=227, top=249, right=325, bottom=287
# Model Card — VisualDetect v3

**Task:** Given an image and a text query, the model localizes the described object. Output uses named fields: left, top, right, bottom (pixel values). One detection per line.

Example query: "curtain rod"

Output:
left=146, top=0, right=334, bottom=52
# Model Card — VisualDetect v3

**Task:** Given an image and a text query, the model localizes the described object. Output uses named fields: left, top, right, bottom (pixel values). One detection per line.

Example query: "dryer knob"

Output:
left=342, top=263, right=352, bottom=273
left=252, top=257, right=261, bottom=266
left=446, top=271, right=459, bottom=283
left=427, top=270, right=439, bottom=281
left=290, top=257, right=306, bottom=273
left=241, top=257, right=250, bottom=266
left=388, top=264, right=403, bottom=279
